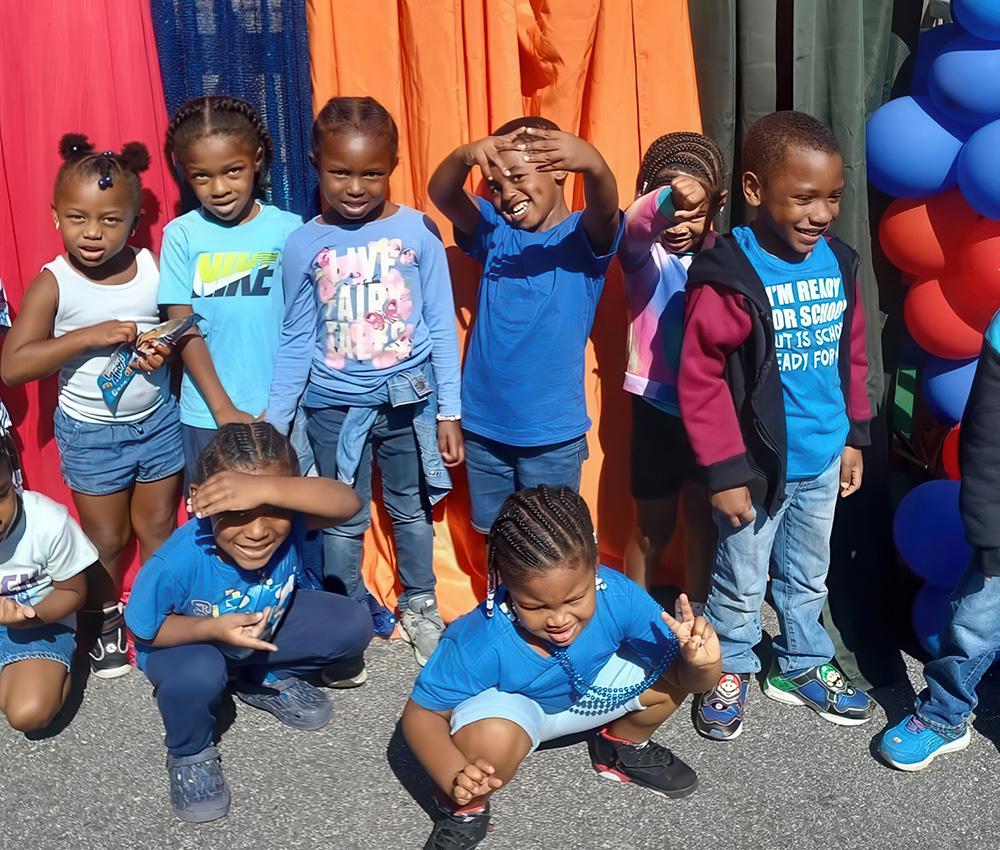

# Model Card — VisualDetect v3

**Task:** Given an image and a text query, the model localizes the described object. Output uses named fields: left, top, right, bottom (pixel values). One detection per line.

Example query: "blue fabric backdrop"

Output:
left=149, top=0, right=317, bottom=218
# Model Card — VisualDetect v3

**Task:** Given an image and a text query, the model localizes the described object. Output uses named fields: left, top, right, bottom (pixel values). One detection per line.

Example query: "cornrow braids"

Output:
left=166, top=96, right=274, bottom=196
left=742, top=110, right=841, bottom=187
left=193, top=422, right=297, bottom=486
left=636, top=131, right=726, bottom=198
left=486, top=485, right=598, bottom=616
left=311, top=96, right=399, bottom=164
left=55, top=133, right=150, bottom=211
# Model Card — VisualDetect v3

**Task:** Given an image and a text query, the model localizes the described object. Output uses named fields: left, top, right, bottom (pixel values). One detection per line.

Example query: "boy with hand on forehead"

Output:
left=429, top=118, right=622, bottom=535
left=678, top=111, right=874, bottom=741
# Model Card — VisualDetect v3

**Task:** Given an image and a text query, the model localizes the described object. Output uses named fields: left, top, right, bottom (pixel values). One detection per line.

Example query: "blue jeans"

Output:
left=143, top=589, right=372, bottom=756
left=916, top=551, right=1000, bottom=737
left=707, top=459, right=839, bottom=674
left=463, top=431, right=589, bottom=532
left=306, top=404, right=433, bottom=608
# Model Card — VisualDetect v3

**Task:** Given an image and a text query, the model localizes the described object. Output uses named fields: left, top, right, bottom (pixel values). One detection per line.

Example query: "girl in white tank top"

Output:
left=2, top=135, right=185, bottom=681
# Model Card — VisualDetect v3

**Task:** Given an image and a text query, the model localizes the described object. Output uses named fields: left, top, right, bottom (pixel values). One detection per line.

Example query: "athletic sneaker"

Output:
left=235, top=677, right=333, bottom=730
left=89, top=603, right=132, bottom=679
left=399, top=595, right=445, bottom=666
left=588, top=727, right=698, bottom=798
left=879, top=714, right=971, bottom=771
left=693, top=672, right=750, bottom=741
left=763, top=662, right=874, bottom=725
left=365, top=591, right=398, bottom=639
left=166, top=746, right=231, bottom=823
left=321, top=656, right=368, bottom=688
left=424, top=802, right=493, bottom=850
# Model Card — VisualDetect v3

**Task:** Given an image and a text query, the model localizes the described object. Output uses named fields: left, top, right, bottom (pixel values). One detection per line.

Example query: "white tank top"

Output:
left=49, top=248, right=167, bottom=424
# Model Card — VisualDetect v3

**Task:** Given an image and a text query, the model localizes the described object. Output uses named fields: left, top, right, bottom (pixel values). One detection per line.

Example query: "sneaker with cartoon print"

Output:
left=693, top=672, right=750, bottom=741
left=763, top=662, right=874, bottom=725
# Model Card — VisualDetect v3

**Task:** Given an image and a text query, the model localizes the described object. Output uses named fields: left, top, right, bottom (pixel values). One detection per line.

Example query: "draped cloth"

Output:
left=306, top=0, right=704, bottom=619
left=0, top=0, right=180, bottom=591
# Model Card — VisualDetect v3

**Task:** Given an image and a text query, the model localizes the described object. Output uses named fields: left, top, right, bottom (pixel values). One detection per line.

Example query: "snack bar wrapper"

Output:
left=98, top=314, right=203, bottom=408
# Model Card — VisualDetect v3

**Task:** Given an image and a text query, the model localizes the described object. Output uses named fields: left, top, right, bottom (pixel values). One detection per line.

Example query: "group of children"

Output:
left=0, top=91, right=994, bottom=848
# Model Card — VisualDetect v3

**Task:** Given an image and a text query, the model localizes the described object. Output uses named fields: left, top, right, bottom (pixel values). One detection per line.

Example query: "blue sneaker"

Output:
left=763, top=662, right=874, bottom=725
left=365, top=591, right=398, bottom=639
left=235, top=677, right=333, bottom=731
left=879, top=714, right=971, bottom=771
left=693, top=672, right=750, bottom=741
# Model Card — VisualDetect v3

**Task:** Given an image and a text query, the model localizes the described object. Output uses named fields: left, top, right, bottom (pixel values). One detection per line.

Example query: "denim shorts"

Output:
left=54, top=396, right=185, bottom=496
left=463, top=432, right=590, bottom=533
left=0, top=621, right=76, bottom=673
left=449, top=652, right=648, bottom=753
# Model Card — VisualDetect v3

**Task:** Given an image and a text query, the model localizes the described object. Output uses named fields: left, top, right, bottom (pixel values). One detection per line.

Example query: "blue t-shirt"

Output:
left=458, top=197, right=623, bottom=446
left=125, top=516, right=307, bottom=670
left=410, top=566, right=678, bottom=714
left=265, top=206, right=461, bottom=432
left=734, top=225, right=850, bottom=479
left=159, top=203, right=303, bottom=428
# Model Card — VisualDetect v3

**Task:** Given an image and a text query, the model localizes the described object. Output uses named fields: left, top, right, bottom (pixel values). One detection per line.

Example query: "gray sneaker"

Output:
left=166, top=746, right=231, bottom=823
left=399, top=595, right=445, bottom=666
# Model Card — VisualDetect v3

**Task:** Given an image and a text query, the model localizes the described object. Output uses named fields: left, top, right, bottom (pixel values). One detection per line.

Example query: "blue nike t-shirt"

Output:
left=410, top=566, right=678, bottom=714
left=734, top=225, right=850, bottom=479
left=457, top=196, right=622, bottom=446
left=125, top=515, right=307, bottom=670
left=159, top=203, right=303, bottom=428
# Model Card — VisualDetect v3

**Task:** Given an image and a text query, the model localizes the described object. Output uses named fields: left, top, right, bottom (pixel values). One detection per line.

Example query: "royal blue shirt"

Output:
left=457, top=197, right=623, bottom=446
left=734, top=226, right=850, bottom=480
left=159, top=204, right=303, bottom=428
left=125, top=516, right=307, bottom=670
left=410, top=566, right=678, bottom=714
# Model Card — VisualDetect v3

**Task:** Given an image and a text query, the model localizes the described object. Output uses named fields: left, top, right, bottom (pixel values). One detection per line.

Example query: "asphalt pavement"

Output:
left=2, top=603, right=999, bottom=850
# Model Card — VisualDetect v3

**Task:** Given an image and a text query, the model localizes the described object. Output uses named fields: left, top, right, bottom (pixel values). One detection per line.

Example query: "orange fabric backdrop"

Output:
left=306, top=0, right=703, bottom=620
left=0, top=0, right=180, bottom=586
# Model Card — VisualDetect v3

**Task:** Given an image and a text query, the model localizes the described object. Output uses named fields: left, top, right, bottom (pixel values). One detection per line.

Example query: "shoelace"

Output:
left=431, top=812, right=492, bottom=850
left=617, top=739, right=675, bottom=768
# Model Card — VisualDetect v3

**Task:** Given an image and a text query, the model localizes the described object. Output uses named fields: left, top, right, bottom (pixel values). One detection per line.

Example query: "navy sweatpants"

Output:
left=144, top=589, right=372, bottom=756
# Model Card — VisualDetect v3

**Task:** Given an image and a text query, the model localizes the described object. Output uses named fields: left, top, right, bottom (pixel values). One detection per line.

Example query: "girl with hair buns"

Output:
left=619, top=132, right=728, bottom=602
left=2, top=134, right=183, bottom=679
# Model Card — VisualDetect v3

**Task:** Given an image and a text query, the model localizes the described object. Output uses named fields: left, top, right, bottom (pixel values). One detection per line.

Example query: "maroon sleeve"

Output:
left=847, top=277, right=872, bottom=447
left=679, top=283, right=754, bottom=479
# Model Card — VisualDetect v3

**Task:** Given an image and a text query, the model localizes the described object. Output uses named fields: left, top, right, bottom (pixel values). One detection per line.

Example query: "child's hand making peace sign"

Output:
left=661, top=593, right=721, bottom=672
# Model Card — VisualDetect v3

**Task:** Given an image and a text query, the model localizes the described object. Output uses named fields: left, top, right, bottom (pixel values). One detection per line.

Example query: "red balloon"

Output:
left=879, top=187, right=981, bottom=275
left=942, top=424, right=961, bottom=480
left=904, top=276, right=984, bottom=359
left=950, top=217, right=1000, bottom=332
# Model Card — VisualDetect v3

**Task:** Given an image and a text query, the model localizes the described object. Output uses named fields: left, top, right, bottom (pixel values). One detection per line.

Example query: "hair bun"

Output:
left=58, top=133, right=94, bottom=161
left=119, top=141, right=151, bottom=174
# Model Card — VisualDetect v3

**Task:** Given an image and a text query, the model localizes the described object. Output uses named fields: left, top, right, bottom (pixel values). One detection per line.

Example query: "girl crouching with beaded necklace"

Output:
left=401, top=485, right=722, bottom=849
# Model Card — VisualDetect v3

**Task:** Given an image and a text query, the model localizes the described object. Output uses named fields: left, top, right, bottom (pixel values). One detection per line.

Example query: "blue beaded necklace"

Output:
left=499, top=577, right=679, bottom=716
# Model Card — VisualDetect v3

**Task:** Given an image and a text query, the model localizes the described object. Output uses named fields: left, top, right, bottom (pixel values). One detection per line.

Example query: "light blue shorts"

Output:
left=0, top=621, right=76, bottom=673
left=449, top=652, right=649, bottom=753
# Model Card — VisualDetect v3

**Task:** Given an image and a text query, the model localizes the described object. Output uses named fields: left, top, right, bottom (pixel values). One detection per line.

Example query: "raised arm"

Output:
left=1, top=269, right=137, bottom=386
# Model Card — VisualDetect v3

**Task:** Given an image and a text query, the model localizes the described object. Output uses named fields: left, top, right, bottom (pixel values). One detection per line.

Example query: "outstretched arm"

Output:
left=516, top=128, right=621, bottom=254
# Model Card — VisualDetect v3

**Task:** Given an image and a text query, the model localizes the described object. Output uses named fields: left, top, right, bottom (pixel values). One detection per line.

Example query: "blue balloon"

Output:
left=912, top=22, right=964, bottom=96
left=912, top=581, right=953, bottom=658
left=921, top=356, right=978, bottom=425
left=954, top=0, right=1000, bottom=41
left=867, top=96, right=969, bottom=198
left=958, top=119, right=1000, bottom=220
left=893, top=479, right=972, bottom=585
left=930, top=34, right=1000, bottom=126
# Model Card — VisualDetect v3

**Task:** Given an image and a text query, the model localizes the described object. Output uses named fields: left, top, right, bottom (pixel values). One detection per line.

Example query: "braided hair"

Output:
left=165, top=96, right=274, bottom=196
left=55, top=134, right=150, bottom=210
left=742, top=111, right=841, bottom=186
left=311, top=96, right=399, bottom=164
left=486, top=485, right=598, bottom=616
left=636, top=131, right=725, bottom=198
left=193, top=422, right=298, bottom=486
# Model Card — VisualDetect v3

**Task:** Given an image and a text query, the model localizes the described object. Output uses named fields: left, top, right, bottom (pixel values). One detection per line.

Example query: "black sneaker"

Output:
left=693, top=671, right=750, bottom=741
left=424, top=802, right=493, bottom=849
left=89, top=603, right=132, bottom=679
left=588, top=728, right=698, bottom=798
